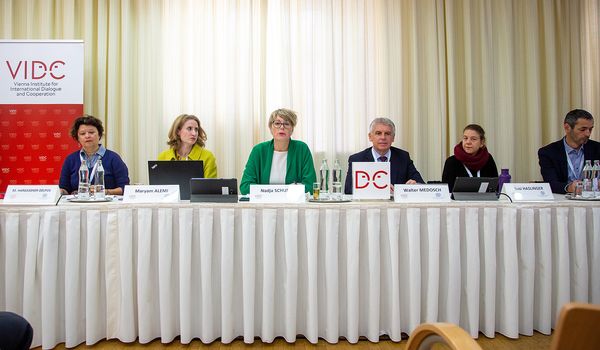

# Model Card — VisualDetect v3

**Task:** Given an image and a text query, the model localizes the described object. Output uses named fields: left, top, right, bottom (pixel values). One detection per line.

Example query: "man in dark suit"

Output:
left=538, top=109, right=600, bottom=194
left=344, top=117, right=424, bottom=194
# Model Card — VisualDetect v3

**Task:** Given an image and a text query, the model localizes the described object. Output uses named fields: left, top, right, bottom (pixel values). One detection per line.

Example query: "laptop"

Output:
left=452, top=177, right=499, bottom=201
left=147, top=160, right=204, bottom=200
left=190, top=178, right=238, bottom=203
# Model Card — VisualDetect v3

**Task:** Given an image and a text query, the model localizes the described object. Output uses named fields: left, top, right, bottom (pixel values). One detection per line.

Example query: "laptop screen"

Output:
left=452, top=176, right=499, bottom=193
left=147, top=160, right=204, bottom=200
left=190, top=178, right=238, bottom=203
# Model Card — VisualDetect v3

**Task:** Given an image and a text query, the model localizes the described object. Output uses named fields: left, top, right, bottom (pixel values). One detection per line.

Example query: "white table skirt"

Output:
left=1, top=201, right=599, bottom=349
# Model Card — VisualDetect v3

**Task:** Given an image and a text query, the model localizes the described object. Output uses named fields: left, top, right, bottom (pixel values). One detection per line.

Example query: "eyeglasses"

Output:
left=272, top=121, right=292, bottom=129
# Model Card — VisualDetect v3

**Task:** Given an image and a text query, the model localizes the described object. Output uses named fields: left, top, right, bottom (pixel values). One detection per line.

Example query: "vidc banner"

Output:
left=0, top=40, right=84, bottom=193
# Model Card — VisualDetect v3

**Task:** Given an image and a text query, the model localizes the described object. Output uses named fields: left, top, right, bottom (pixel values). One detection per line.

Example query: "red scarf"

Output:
left=453, top=142, right=490, bottom=172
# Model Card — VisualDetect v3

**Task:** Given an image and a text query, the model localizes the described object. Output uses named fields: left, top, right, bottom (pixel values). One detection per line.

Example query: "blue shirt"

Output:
left=563, top=138, right=584, bottom=182
left=80, top=145, right=106, bottom=166
left=80, top=145, right=106, bottom=182
left=371, top=148, right=391, bottom=162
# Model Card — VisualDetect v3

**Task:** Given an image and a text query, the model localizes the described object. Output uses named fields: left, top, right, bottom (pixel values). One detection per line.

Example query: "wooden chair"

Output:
left=405, top=303, right=600, bottom=350
left=405, top=323, right=482, bottom=350
left=550, top=302, right=600, bottom=350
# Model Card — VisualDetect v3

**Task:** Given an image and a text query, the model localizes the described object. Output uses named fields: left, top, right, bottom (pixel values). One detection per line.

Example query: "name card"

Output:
left=2, top=185, right=61, bottom=205
left=249, top=184, right=305, bottom=203
left=352, top=162, right=391, bottom=200
left=122, top=185, right=180, bottom=203
left=501, top=183, right=554, bottom=201
left=394, top=184, right=451, bottom=203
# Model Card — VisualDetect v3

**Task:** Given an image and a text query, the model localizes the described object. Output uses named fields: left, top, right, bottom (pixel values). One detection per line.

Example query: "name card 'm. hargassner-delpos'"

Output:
left=2, top=185, right=61, bottom=205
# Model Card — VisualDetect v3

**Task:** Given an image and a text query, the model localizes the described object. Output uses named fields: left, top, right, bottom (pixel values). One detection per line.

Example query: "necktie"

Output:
left=378, top=156, right=387, bottom=162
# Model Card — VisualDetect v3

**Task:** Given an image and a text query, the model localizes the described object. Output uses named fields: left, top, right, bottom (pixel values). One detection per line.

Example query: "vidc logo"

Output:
left=5, top=60, right=66, bottom=79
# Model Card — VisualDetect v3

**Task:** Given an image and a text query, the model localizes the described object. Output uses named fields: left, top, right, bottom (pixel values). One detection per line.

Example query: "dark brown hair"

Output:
left=463, top=124, right=486, bottom=142
left=70, top=115, right=104, bottom=141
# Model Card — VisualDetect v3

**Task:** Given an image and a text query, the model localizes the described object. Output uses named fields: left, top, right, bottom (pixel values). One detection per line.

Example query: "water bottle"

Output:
left=593, top=160, right=600, bottom=197
left=582, top=160, right=594, bottom=198
left=582, top=178, right=594, bottom=198
left=94, top=159, right=106, bottom=200
left=498, top=168, right=511, bottom=193
left=332, top=159, right=343, bottom=200
left=77, top=159, right=90, bottom=199
left=319, top=159, right=330, bottom=199
left=332, top=159, right=343, bottom=184
left=582, top=160, right=593, bottom=181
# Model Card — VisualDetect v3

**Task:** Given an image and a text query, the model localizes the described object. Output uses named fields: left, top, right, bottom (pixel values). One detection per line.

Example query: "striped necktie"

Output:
left=378, top=156, right=388, bottom=162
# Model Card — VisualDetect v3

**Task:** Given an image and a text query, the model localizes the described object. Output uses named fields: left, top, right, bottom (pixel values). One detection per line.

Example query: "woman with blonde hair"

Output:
left=158, top=114, right=217, bottom=178
left=240, top=108, right=316, bottom=194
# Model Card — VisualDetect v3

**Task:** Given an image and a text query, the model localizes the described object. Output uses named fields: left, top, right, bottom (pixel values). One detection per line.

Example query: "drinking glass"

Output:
left=575, top=181, right=583, bottom=198
left=332, top=182, right=343, bottom=200
left=582, top=179, right=594, bottom=198
left=312, top=182, right=320, bottom=200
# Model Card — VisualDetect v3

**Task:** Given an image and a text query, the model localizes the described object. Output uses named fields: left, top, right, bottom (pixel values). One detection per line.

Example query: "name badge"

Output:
left=352, top=162, right=391, bottom=200
left=501, top=183, right=554, bottom=201
left=2, top=185, right=61, bottom=205
left=249, top=184, right=305, bottom=203
left=394, top=184, right=451, bottom=203
left=123, top=185, right=180, bottom=203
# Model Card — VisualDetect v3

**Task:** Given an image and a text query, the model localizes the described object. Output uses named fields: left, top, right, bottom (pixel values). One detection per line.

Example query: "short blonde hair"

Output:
left=268, top=108, right=297, bottom=129
left=167, top=114, right=207, bottom=148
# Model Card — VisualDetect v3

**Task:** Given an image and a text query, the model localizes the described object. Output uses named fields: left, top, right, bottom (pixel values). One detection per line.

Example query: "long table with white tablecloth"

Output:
left=1, top=198, right=599, bottom=349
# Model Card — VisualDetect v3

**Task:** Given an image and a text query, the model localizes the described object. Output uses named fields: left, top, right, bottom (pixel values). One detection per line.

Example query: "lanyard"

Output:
left=80, top=153, right=100, bottom=183
left=565, top=148, right=584, bottom=180
left=463, top=164, right=480, bottom=177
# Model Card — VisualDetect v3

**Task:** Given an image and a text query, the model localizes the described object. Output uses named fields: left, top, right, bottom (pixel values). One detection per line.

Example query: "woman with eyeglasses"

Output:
left=442, top=123, right=498, bottom=191
left=158, top=114, right=218, bottom=178
left=240, top=108, right=316, bottom=194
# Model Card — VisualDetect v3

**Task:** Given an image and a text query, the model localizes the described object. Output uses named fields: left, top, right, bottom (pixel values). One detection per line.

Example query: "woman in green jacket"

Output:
left=240, top=108, right=316, bottom=194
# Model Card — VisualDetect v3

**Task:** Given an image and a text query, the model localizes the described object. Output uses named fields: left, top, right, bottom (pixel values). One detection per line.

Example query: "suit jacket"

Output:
left=538, top=138, right=600, bottom=194
left=344, top=146, right=424, bottom=194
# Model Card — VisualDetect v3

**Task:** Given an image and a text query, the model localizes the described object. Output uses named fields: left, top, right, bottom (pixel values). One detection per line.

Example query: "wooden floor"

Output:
left=42, top=332, right=552, bottom=349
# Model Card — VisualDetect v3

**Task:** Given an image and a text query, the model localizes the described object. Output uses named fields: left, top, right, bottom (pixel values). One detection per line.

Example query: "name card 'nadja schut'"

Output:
left=249, top=184, right=305, bottom=203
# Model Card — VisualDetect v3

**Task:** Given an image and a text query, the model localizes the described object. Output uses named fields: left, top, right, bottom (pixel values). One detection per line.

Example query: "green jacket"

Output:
left=240, top=139, right=317, bottom=195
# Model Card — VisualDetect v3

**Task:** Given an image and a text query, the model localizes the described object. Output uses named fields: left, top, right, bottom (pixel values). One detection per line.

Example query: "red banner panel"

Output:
left=0, top=104, right=82, bottom=191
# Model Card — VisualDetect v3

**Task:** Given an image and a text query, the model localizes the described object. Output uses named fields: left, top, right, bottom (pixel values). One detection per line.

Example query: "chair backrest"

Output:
left=550, top=302, right=600, bottom=350
left=406, top=323, right=483, bottom=350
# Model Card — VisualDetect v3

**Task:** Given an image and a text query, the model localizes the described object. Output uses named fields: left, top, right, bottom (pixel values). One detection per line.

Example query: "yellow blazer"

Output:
left=157, top=144, right=218, bottom=178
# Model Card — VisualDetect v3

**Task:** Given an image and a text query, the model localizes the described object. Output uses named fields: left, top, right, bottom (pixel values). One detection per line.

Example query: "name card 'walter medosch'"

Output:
left=394, top=184, right=451, bottom=203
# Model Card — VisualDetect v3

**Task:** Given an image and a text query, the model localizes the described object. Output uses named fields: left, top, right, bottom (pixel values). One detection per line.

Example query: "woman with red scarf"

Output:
left=442, top=124, right=498, bottom=191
